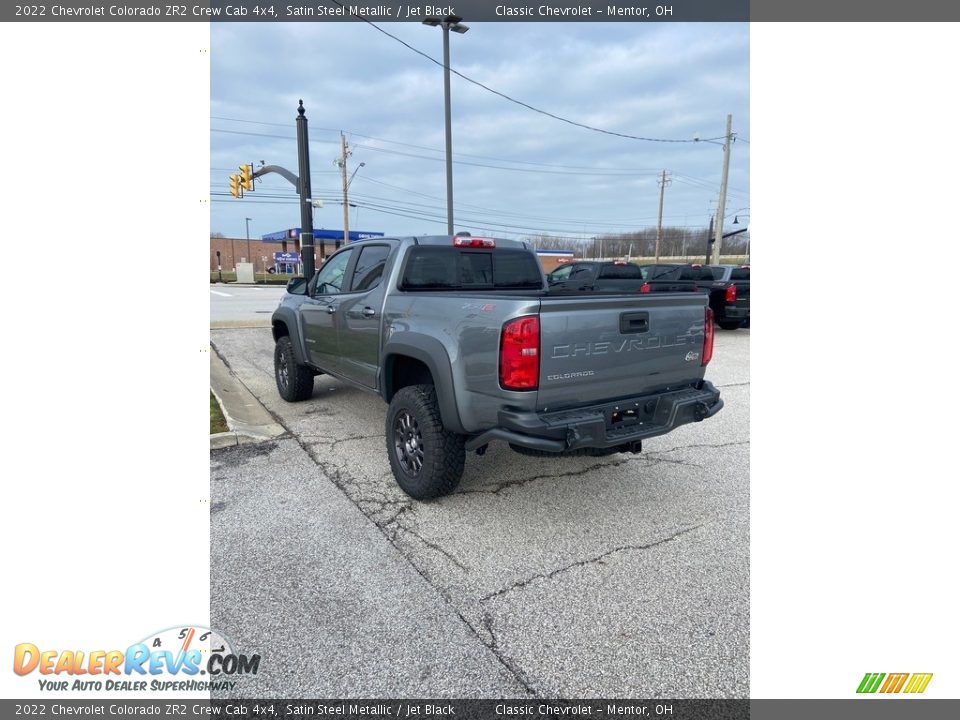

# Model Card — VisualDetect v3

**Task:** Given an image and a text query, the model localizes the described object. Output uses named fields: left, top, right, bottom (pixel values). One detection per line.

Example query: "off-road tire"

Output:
left=718, top=320, right=744, bottom=330
left=386, top=385, right=465, bottom=499
left=274, top=336, right=314, bottom=402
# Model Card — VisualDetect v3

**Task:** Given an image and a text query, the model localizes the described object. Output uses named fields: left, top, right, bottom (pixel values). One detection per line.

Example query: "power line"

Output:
left=212, top=126, right=666, bottom=177
left=211, top=182, right=699, bottom=229
left=325, top=0, right=726, bottom=145
left=212, top=192, right=705, bottom=238
left=355, top=144, right=661, bottom=176
left=212, top=115, right=672, bottom=173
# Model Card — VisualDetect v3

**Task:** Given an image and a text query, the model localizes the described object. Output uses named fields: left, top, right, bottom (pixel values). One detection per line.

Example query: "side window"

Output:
left=549, top=265, right=573, bottom=282
left=570, top=266, right=593, bottom=280
left=350, top=245, right=390, bottom=292
left=314, top=249, right=353, bottom=295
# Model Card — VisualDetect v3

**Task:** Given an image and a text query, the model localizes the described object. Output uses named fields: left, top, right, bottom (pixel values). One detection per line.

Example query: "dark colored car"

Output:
left=637, top=264, right=704, bottom=294
left=693, top=264, right=750, bottom=330
left=547, top=261, right=699, bottom=294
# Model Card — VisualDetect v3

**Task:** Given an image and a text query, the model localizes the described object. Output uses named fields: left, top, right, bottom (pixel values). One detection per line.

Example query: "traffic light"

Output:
left=240, top=164, right=254, bottom=192
left=229, top=174, right=241, bottom=198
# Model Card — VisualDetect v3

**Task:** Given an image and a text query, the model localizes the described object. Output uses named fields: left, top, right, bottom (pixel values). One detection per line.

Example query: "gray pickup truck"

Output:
left=272, top=235, right=723, bottom=499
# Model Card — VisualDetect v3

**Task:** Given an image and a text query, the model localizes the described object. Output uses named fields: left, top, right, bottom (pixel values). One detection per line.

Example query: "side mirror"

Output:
left=286, top=277, right=308, bottom=295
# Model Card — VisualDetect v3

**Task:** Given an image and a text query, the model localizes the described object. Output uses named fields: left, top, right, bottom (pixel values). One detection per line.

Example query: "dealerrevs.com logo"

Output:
left=857, top=672, right=933, bottom=694
left=13, top=626, right=260, bottom=692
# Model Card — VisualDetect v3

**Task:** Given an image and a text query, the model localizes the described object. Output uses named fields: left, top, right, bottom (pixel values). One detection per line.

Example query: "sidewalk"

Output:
left=210, top=348, right=286, bottom=448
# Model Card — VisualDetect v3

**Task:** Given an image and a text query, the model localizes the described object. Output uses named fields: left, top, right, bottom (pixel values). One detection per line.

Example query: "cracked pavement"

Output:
left=210, top=327, right=749, bottom=698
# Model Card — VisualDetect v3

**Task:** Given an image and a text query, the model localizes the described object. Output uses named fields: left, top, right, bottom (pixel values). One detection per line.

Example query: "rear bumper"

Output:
left=464, top=380, right=723, bottom=453
left=720, top=305, right=749, bottom=321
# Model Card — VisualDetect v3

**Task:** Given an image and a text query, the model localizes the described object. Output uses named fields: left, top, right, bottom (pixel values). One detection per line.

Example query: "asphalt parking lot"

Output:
left=210, top=325, right=749, bottom=698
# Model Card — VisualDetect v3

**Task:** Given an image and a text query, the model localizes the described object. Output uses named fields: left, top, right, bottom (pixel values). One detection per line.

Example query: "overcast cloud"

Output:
left=210, top=21, right=749, bottom=243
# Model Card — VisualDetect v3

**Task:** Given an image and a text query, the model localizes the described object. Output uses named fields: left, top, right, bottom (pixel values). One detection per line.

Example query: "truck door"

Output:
left=336, top=243, right=392, bottom=389
left=301, top=248, right=354, bottom=373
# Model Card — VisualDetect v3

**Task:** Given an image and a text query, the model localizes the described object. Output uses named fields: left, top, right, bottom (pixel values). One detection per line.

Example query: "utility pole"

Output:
left=705, top=215, right=714, bottom=265
left=655, top=170, right=670, bottom=262
left=338, top=132, right=351, bottom=249
left=711, top=114, right=733, bottom=264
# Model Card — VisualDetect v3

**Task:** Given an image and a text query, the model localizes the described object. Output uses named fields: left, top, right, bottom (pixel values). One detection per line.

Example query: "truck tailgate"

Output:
left=537, top=294, right=708, bottom=411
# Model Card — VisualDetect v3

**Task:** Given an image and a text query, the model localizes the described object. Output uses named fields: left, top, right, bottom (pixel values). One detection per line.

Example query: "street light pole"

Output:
left=296, top=100, right=316, bottom=277
left=732, top=211, right=750, bottom=263
left=441, top=25, right=453, bottom=235
left=423, top=14, right=469, bottom=235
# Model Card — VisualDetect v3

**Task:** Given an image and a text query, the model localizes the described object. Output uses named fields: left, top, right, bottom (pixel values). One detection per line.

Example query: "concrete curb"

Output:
left=210, top=347, right=287, bottom=449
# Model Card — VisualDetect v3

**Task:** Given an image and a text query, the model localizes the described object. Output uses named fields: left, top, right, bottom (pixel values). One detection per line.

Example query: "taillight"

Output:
left=639, top=282, right=651, bottom=294
left=500, top=316, right=539, bottom=390
left=702, top=307, right=714, bottom=366
left=725, top=284, right=737, bottom=304
left=454, top=237, right=495, bottom=248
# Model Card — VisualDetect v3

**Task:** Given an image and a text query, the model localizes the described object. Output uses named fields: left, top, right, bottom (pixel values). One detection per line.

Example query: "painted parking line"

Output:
left=210, top=290, right=233, bottom=297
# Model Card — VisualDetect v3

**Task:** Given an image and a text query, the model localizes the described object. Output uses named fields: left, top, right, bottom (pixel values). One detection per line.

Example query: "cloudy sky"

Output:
left=210, top=21, right=749, bottom=243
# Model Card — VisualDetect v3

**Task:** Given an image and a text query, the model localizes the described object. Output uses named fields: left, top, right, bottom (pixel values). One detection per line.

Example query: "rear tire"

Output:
left=386, top=385, right=465, bottom=499
left=718, top=320, right=744, bottom=330
left=274, top=336, right=314, bottom=401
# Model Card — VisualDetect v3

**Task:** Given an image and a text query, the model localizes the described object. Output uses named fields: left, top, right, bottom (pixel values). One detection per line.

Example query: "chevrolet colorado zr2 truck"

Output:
left=271, top=235, right=723, bottom=499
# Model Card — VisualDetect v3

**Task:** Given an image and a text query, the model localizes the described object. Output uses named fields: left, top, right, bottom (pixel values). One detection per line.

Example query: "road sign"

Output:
left=274, top=252, right=301, bottom=263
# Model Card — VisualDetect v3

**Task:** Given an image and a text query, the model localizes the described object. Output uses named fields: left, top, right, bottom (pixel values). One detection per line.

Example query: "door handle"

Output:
left=362, top=307, right=376, bottom=318
left=326, top=305, right=337, bottom=314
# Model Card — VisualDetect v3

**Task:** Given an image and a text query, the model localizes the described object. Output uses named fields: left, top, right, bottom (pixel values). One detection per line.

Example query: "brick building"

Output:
left=210, top=236, right=339, bottom=273
left=210, top=234, right=577, bottom=275
left=210, top=228, right=384, bottom=273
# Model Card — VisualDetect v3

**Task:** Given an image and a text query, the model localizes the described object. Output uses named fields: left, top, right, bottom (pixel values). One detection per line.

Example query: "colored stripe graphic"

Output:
left=880, top=673, right=909, bottom=693
left=904, top=673, right=933, bottom=694
left=181, top=628, right=196, bottom=653
left=858, top=672, right=933, bottom=694
left=857, top=673, right=885, bottom=693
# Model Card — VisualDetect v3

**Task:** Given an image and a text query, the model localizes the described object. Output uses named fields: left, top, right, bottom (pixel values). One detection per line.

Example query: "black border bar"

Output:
left=4, top=700, right=960, bottom=720
left=6, top=0, right=960, bottom=22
